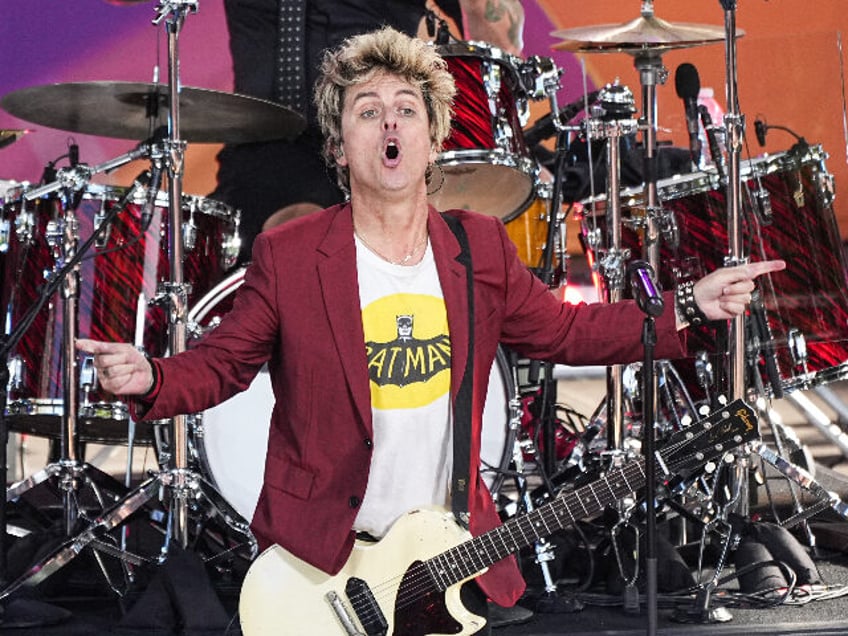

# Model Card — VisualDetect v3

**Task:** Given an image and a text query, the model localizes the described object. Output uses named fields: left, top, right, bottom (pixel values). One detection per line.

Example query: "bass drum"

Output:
left=188, top=268, right=521, bottom=521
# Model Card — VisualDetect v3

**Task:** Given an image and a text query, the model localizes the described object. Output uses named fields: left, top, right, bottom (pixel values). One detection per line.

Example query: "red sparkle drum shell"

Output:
left=186, top=268, right=522, bottom=520
left=1, top=183, right=240, bottom=441
left=430, top=42, right=538, bottom=221
left=581, top=145, right=848, bottom=395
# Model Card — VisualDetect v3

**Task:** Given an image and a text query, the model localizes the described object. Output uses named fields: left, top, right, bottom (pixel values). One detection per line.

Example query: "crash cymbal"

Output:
left=552, top=13, right=740, bottom=53
left=1, top=82, right=305, bottom=144
left=0, top=129, right=30, bottom=150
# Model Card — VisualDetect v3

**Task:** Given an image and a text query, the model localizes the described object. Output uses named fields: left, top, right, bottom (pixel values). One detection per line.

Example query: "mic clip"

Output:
left=628, top=260, right=665, bottom=317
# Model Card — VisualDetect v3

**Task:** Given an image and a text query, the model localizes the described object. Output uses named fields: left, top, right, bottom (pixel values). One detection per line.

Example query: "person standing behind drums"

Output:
left=78, top=28, right=783, bottom=634
left=210, top=0, right=525, bottom=265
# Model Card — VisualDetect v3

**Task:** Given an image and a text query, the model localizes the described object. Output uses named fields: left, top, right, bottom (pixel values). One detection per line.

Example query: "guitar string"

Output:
left=347, top=460, right=661, bottom=616
left=347, top=461, right=652, bottom=618
left=350, top=451, right=700, bottom=618
left=344, top=415, right=739, bottom=618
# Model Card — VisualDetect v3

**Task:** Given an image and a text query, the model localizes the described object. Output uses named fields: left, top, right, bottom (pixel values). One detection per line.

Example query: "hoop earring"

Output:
left=425, top=163, right=445, bottom=196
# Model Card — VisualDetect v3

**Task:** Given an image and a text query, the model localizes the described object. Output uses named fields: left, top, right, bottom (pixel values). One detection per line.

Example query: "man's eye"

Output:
left=399, top=107, right=416, bottom=116
left=361, top=108, right=378, bottom=119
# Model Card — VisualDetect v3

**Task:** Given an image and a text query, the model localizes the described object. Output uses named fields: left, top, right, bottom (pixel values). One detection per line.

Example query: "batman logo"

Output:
left=366, top=334, right=451, bottom=387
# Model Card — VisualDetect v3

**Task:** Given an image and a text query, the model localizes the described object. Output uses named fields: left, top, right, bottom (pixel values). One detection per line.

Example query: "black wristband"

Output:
left=676, top=280, right=710, bottom=327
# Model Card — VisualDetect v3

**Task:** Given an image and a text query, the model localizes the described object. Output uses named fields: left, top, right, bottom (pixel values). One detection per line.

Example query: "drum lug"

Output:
left=182, top=215, right=197, bottom=252
left=221, top=231, right=242, bottom=271
left=750, top=185, right=773, bottom=226
left=787, top=328, right=809, bottom=375
left=7, top=354, right=24, bottom=392
left=80, top=354, right=97, bottom=400
left=817, top=170, right=835, bottom=209
left=94, top=196, right=112, bottom=249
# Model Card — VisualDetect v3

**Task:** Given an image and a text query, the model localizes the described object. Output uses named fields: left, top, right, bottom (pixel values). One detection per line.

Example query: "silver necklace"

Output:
left=354, top=229, right=428, bottom=266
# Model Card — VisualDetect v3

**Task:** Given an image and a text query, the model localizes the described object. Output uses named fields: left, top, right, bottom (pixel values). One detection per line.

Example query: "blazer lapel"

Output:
left=430, top=208, right=470, bottom=401
left=316, top=204, right=372, bottom=432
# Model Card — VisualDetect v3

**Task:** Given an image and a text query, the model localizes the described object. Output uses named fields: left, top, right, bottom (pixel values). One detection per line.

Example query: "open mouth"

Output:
left=385, top=140, right=399, bottom=160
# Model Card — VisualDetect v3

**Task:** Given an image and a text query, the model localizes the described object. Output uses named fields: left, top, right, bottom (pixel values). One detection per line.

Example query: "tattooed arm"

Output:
left=459, top=0, right=525, bottom=55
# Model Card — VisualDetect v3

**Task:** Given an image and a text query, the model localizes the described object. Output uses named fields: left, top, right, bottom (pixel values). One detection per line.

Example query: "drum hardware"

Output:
left=1, top=0, right=269, bottom=597
left=671, top=451, right=740, bottom=625
left=0, top=129, right=29, bottom=150
left=755, top=441, right=848, bottom=526
left=752, top=409, right=819, bottom=548
left=0, top=174, right=149, bottom=590
left=430, top=41, right=556, bottom=220
left=556, top=7, right=738, bottom=628
left=584, top=82, right=640, bottom=457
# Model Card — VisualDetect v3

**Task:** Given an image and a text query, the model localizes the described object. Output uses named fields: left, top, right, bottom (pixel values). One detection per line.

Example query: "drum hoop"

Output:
left=8, top=182, right=237, bottom=223
left=436, top=40, right=522, bottom=66
left=742, top=144, right=825, bottom=178
left=437, top=150, right=538, bottom=175
left=187, top=267, right=247, bottom=325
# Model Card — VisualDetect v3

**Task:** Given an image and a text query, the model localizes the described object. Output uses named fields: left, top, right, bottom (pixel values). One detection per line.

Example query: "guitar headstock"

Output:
left=659, top=399, right=759, bottom=481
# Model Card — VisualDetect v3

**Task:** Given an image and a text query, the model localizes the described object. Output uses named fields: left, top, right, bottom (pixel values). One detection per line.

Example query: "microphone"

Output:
left=523, top=90, right=601, bottom=148
left=754, top=119, right=768, bottom=146
left=69, top=142, right=80, bottom=167
left=698, top=104, right=726, bottom=182
left=141, top=163, right=163, bottom=231
left=628, top=260, right=664, bottom=317
left=674, top=63, right=702, bottom=167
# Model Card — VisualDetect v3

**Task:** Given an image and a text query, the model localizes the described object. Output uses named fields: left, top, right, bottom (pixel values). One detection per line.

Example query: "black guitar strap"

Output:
left=442, top=213, right=474, bottom=529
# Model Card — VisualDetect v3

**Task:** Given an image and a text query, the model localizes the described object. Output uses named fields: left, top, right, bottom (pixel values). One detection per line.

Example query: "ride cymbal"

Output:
left=1, top=81, right=305, bottom=144
left=552, top=13, right=740, bottom=53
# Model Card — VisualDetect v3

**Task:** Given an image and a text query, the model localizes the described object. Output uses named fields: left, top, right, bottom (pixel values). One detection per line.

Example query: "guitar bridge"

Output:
left=326, top=591, right=366, bottom=636
left=326, top=578, right=388, bottom=636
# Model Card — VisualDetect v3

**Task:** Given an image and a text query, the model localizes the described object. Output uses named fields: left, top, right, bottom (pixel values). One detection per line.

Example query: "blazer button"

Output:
left=349, top=495, right=361, bottom=508
left=364, top=438, right=373, bottom=449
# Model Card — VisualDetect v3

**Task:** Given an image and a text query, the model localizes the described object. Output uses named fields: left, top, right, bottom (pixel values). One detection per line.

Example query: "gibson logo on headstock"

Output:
left=736, top=407, right=755, bottom=432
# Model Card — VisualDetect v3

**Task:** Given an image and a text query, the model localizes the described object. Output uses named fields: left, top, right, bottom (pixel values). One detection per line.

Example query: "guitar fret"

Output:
left=587, top=482, right=603, bottom=509
left=619, top=467, right=634, bottom=492
left=427, top=556, right=448, bottom=591
left=459, top=540, right=477, bottom=578
left=603, top=472, right=620, bottom=500
left=514, top=517, right=532, bottom=545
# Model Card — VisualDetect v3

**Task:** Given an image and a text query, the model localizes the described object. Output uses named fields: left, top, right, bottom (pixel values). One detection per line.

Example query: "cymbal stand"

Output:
left=632, top=48, right=669, bottom=276
left=1, top=3, right=256, bottom=599
left=719, top=0, right=747, bottom=404
left=149, top=0, right=256, bottom=555
left=584, top=83, right=639, bottom=457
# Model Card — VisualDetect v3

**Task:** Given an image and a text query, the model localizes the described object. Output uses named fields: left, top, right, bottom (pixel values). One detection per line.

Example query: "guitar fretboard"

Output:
left=425, top=460, right=647, bottom=590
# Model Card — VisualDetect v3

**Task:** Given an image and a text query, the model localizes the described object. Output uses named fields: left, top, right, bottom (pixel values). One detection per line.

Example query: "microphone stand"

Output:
left=640, top=312, right=658, bottom=636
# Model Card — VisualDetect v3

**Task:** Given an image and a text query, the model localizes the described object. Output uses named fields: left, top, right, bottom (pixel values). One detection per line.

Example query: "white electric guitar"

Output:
left=240, top=400, right=757, bottom=636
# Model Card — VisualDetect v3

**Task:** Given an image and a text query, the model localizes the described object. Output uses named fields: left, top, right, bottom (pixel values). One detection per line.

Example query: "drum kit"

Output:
left=0, top=0, right=844, bottom=618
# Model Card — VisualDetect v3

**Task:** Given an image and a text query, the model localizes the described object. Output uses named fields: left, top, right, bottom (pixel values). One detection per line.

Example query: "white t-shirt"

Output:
left=352, top=235, right=452, bottom=537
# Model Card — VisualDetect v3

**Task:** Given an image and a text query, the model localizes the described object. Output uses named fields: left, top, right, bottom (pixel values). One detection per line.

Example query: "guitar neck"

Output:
left=425, top=460, right=647, bottom=589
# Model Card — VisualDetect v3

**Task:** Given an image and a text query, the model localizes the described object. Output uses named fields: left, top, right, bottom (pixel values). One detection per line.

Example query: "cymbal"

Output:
left=1, top=82, right=306, bottom=144
left=552, top=13, right=740, bottom=53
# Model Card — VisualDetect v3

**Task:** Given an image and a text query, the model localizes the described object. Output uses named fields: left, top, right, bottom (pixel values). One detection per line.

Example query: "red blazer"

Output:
left=143, top=203, right=686, bottom=605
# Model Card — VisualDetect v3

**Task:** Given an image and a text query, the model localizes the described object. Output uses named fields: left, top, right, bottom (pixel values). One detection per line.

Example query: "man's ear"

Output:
left=334, top=141, right=347, bottom=166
